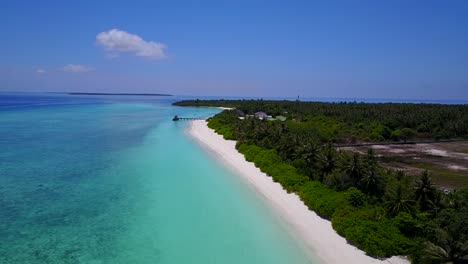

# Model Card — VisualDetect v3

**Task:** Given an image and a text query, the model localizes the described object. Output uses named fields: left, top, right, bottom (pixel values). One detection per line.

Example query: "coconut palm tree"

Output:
left=444, top=189, right=468, bottom=210
left=384, top=183, right=416, bottom=216
left=395, top=170, right=406, bottom=181
left=278, top=133, right=302, bottom=160
left=423, top=226, right=468, bottom=263
left=316, top=144, right=337, bottom=182
left=415, top=170, right=436, bottom=211
left=423, top=242, right=451, bottom=263
left=290, top=141, right=319, bottom=179
left=359, top=167, right=384, bottom=197
left=341, top=152, right=366, bottom=186
left=365, top=149, right=378, bottom=167
left=357, top=149, right=384, bottom=196
left=428, top=191, right=446, bottom=215
left=300, top=143, right=319, bottom=165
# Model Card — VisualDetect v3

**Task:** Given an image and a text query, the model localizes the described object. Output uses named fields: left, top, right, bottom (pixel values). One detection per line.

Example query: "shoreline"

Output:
left=187, top=120, right=408, bottom=264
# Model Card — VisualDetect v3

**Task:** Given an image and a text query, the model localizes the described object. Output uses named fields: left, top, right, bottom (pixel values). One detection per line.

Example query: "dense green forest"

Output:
left=174, top=100, right=468, bottom=142
left=175, top=100, right=468, bottom=263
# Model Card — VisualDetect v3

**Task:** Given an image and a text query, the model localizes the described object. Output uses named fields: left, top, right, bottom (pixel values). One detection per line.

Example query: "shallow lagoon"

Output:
left=0, top=94, right=315, bottom=263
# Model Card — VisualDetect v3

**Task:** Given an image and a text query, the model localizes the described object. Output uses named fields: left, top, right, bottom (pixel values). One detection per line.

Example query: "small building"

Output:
left=234, top=109, right=246, bottom=117
left=254, top=111, right=268, bottom=120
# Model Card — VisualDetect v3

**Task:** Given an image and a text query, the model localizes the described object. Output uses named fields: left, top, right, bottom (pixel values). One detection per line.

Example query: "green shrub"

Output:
left=237, top=144, right=262, bottom=162
left=237, top=143, right=308, bottom=192
left=332, top=207, right=415, bottom=257
left=298, top=181, right=350, bottom=218
left=347, top=187, right=366, bottom=207
left=393, top=212, right=421, bottom=237
left=253, top=149, right=282, bottom=168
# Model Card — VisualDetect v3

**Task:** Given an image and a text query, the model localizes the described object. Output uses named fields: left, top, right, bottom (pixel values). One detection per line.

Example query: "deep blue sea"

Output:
left=0, top=93, right=316, bottom=264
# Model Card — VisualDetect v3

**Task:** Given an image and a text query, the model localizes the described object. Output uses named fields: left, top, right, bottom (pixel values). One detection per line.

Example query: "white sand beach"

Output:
left=188, top=120, right=409, bottom=264
left=218, top=107, right=235, bottom=110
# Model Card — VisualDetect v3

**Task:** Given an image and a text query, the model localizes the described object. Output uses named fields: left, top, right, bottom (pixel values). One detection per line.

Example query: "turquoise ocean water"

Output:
left=0, top=93, right=315, bottom=264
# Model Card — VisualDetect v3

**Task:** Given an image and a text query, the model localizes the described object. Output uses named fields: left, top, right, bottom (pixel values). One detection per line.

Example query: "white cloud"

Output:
left=63, top=64, right=94, bottom=73
left=96, top=29, right=167, bottom=59
left=36, top=69, right=46, bottom=74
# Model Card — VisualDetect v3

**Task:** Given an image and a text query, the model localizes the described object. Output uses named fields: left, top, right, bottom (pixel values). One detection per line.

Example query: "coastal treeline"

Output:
left=174, top=99, right=468, bottom=142
left=174, top=100, right=468, bottom=263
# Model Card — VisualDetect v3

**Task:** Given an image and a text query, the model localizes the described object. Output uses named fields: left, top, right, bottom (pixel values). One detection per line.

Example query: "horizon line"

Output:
left=1, top=90, right=467, bottom=103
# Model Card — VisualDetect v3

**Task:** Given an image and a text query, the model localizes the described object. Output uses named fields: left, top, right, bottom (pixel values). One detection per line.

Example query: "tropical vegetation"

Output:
left=175, top=100, right=468, bottom=263
left=174, top=99, right=468, bottom=142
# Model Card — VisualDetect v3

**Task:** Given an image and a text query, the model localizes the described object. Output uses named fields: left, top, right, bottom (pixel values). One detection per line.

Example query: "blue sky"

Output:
left=1, top=0, right=467, bottom=99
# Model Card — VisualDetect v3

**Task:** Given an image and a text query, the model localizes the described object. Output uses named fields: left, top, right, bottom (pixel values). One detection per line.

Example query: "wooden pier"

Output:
left=172, top=115, right=206, bottom=121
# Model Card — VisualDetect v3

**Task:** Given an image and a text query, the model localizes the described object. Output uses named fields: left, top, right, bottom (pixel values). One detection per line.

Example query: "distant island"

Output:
left=68, top=92, right=173, bottom=96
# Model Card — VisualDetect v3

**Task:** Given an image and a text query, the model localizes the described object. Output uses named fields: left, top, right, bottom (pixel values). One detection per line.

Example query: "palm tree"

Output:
left=302, top=143, right=320, bottom=166
left=395, top=170, right=406, bottom=181
left=415, top=170, right=436, bottom=211
left=424, top=206, right=468, bottom=263
left=325, top=171, right=347, bottom=190
left=423, top=227, right=468, bottom=263
left=358, top=149, right=384, bottom=196
left=292, top=142, right=320, bottom=179
left=359, top=167, right=384, bottom=197
left=316, top=144, right=337, bottom=182
left=365, top=149, right=378, bottom=169
left=428, top=191, right=446, bottom=215
left=445, top=189, right=468, bottom=210
left=423, top=242, right=451, bottom=263
left=384, top=183, right=416, bottom=216
left=341, top=152, right=366, bottom=186
left=278, top=133, right=301, bottom=160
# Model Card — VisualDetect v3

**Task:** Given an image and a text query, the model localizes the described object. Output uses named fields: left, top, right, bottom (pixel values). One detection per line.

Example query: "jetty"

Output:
left=172, top=115, right=206, bottom=121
